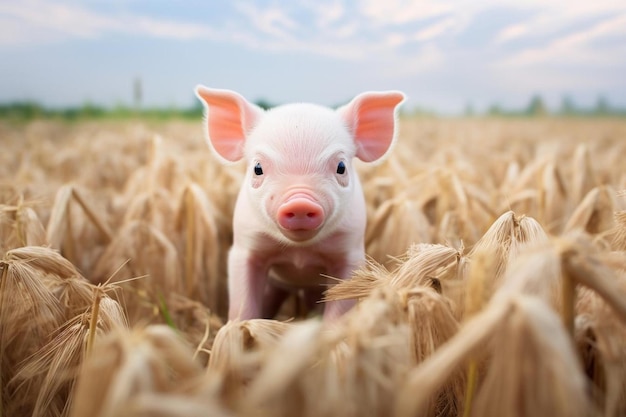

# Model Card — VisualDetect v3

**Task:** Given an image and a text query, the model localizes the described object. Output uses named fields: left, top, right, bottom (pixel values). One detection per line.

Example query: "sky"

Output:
left=1, top=0, right=625, bottom=114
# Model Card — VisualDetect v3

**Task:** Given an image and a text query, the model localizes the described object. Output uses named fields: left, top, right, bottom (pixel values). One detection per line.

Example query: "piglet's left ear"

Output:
left=338, top=91, right=405, bottom=162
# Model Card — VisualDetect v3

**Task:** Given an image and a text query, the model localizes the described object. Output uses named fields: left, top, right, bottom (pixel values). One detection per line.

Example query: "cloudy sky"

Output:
left=1, top=0, right=625, bottom=114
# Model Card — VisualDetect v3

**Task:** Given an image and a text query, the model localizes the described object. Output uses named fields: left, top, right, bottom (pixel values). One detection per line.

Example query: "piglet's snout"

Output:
left=277, top=197, right=324, bottom=231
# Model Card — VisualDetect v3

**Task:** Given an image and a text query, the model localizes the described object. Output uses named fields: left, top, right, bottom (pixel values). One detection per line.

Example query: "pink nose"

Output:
left=277, top=198, right=324, bottom=231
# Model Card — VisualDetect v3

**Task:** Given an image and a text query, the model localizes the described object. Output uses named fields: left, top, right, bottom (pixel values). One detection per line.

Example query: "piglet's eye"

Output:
left=254, top=162, right=263, bottom=176
left=336, top=161, right=346, bottom=175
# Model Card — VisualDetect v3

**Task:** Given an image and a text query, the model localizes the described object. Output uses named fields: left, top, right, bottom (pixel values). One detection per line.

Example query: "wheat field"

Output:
left=1, top=116, right=625, bottom=417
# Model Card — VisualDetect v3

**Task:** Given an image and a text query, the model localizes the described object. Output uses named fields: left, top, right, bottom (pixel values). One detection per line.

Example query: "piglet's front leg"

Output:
left=322, top=255, right=363, bottom=321
left=227, top=246, right=267, bottom=321
left=323, top=299, right=357, bottom=322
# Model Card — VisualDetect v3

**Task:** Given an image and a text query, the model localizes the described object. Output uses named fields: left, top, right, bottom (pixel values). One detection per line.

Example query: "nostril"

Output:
left=277, top=197, right=324, bottom=232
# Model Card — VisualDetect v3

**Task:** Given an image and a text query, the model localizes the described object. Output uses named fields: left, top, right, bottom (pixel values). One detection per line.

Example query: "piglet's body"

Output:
left=195, top=86, right=405, bottom=321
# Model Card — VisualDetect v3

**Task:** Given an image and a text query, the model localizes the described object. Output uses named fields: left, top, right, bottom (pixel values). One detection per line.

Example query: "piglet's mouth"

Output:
left=278, top=228, right=322, bottom=242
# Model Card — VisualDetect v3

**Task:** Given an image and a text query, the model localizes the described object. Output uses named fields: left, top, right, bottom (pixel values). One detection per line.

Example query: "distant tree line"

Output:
left=0, top=95, right=624, bottom=121
left=0, top=101, right=205, bottom=121
left=474, top=94, right=626, bottom=117
left=0, top=98, right=280, bottom=121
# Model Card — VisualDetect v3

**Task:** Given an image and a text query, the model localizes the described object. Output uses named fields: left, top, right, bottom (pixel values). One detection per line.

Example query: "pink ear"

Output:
left=195, top=86, right=263, bottom=162
left=338, top=91, right=405, bottom=162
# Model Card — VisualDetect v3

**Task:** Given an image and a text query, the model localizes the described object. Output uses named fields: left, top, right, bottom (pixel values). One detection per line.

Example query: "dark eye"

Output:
left=254, top=162, right=263, bottom=176
left=336, top=161, right=346, bottom=175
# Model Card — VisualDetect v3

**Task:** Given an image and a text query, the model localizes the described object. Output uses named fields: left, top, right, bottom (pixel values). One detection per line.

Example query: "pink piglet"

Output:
left=195, top=86, right=405, bottom=321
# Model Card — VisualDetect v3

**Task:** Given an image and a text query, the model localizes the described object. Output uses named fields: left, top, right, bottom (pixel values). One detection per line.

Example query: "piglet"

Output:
left=195, top=86, right=405, bottom=321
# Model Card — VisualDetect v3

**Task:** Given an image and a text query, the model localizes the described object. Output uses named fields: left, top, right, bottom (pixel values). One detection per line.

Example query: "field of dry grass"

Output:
left=0, top=116, right=625, bottom=417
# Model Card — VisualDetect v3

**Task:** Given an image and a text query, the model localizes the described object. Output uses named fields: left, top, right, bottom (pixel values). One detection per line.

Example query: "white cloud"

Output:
left=414, top=17, right=457, bottom=42
left=333, top=22, right=358, bottom=39
left=303, top=0, right=344, bottom=27
left=552, top=14, right=626, bottom=49
left=233, top=3, right=297, bottom=39
left=494, top=23, right=529, bottom=45
left=360, top=0, right=452, bottom=26
left=385, top=32, right=407, bottom=48
left=491, top=1, right=626, bottom=46
left=0, top=1, right=116, bottom=41
left=498, top=14, right=626, bottom=67
left=0, top=0, right=222, bottom=44
left=129, top=17, right=217, bottom=40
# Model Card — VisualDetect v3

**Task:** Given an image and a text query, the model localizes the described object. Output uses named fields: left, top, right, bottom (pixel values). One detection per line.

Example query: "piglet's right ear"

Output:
left=338, top=91, right=405, bottom=163
left=195, top=86, right=264, bottom=162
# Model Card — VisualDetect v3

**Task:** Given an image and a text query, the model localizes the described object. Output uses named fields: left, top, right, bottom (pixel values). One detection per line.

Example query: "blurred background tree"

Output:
left=526, top=95, right=548, bottom=116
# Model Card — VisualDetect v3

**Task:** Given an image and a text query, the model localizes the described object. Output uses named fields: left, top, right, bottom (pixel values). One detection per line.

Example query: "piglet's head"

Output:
left=195, top=86, right=405, bottom=243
